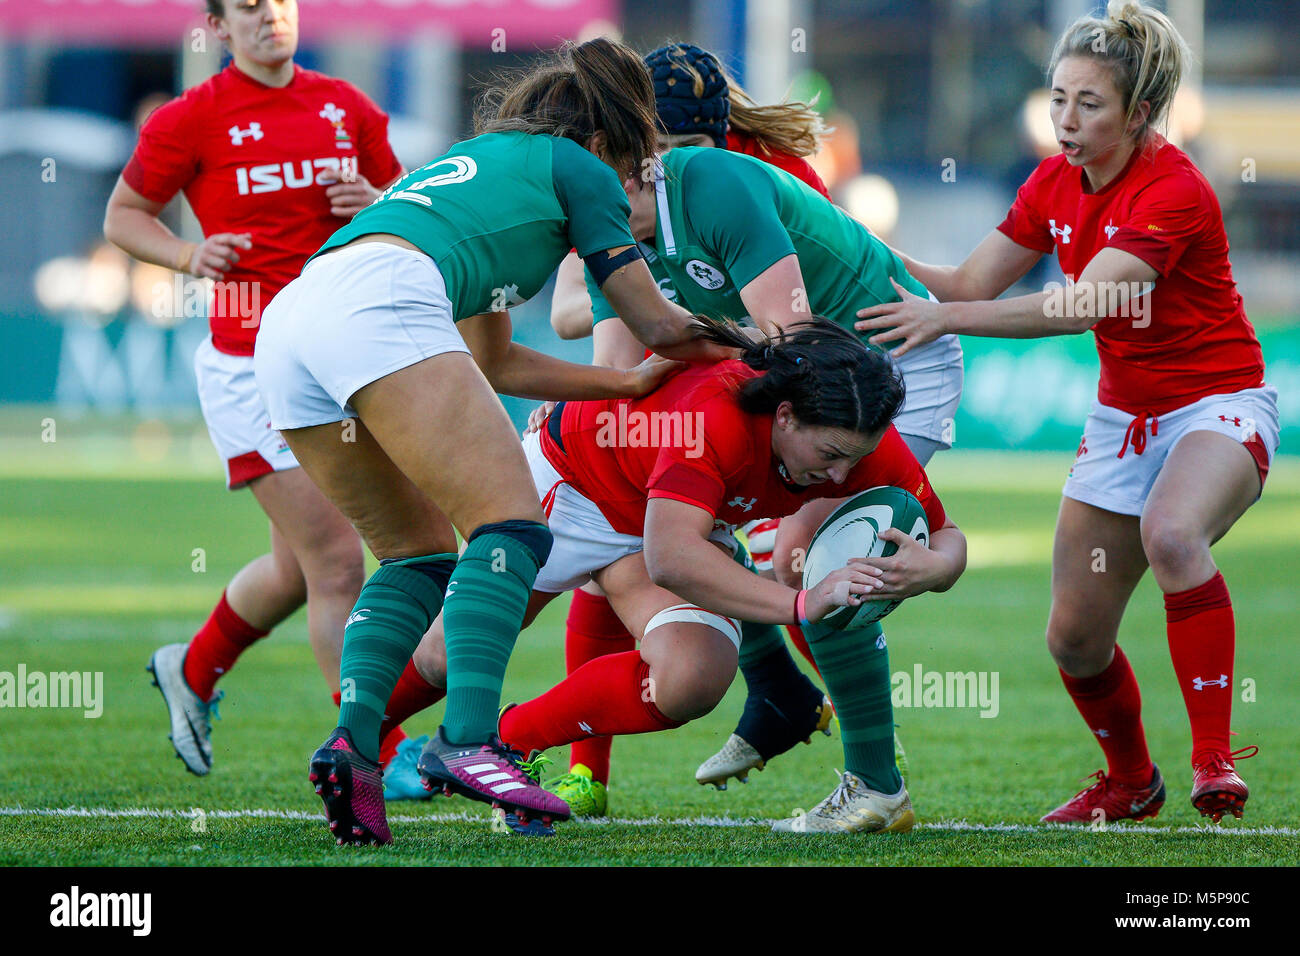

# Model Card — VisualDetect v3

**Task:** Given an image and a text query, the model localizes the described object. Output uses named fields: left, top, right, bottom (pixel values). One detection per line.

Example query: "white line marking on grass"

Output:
left=2, top=806, right=1297, bottom=836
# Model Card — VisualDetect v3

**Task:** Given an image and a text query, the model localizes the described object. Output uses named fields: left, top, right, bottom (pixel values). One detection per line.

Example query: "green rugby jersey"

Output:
left=587, top=146, right=927, bottom=334
left=315, top=131, right=635, bottom=320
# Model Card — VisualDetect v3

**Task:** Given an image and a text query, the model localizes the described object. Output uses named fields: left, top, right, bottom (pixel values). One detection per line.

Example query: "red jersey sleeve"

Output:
left=996, top=161, right=1057, bottom=254
left=122, top=94, right=198, bottom=204
left=646, top=393, right=754, bottom=518
left=351, top=87, right=403, bottom=188
left=844, top=426, right=948, bottom=530
left=1106, top=169, right=1208, bottom=277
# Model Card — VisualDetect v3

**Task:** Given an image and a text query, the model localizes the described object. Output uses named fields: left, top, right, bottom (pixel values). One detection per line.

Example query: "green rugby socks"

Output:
left=804, top=620, right=902, bottom=794
left=441, top=520, right=552, bottom=745
left=337, top=553, right=456, bottom=762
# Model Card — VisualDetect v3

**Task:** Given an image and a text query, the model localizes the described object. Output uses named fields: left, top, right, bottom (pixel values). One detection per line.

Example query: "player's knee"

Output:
left=1045, top=612, right=1110, bottom=674
left=655, top=664, right=733, bottom=722
left=304, top=537, right=366, bottom=599
left=412, top=632, right=446, bottom=689
left=467, top=519, right=553, bottom=570
left=267, top=554, right=308, bottom=606
left=643, top=611, right=738, bottom=720
left=1140, top=517, right=1204, bottom=580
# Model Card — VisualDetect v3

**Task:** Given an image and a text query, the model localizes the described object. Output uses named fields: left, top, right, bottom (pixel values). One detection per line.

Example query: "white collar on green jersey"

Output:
left=654, top=171, right=676, bottom=256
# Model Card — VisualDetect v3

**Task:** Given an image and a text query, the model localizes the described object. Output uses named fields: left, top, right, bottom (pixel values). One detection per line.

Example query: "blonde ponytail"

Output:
left=723, top=75, right=827, bottom=159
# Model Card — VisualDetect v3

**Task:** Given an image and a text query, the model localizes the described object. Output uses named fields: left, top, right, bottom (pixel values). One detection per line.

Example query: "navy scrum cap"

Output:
left=644, top=42, right=730, bottom=148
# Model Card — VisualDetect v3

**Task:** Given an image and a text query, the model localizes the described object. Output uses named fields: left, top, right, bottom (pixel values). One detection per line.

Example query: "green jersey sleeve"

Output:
left=681, top=148, right=797, bottom=291
left=552, top=138, right=636, bottom=257
left=584, top=265, right=621, bottom=324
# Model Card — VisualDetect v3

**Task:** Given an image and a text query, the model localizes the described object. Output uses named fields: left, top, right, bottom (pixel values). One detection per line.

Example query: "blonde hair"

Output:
left=1048, top=1, right=1189, bottom=144
left=724, top=75, right=827, bottom=158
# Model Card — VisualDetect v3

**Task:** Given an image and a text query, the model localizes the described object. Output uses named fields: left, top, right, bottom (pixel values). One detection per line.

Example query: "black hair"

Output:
left=694, top=317, right=905, bottom=435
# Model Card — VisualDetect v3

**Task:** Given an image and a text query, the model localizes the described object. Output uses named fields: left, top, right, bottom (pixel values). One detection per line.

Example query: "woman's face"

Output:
left=771, top=405, right=883, bottom=487
left=210, top=0, right=299, bottom=67
left=1049, top=55, right=1144, bottom=168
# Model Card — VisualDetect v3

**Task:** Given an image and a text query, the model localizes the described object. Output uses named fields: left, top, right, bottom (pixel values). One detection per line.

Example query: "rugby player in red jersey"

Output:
left=103, top=0, right=406, bottom=778
left=856, top=1, right=1276, bottom=823
left=527, top=43, right=948, bottom=813
left=389, top=319, right=967, bottom=832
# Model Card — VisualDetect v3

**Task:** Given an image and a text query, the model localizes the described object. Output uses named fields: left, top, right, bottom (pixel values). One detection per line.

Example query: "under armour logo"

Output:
left=727, top=496, right=758, bottom=512
left=1049, top=219, right=1072, bottom=244
left=344, top=609, right=370, bottom=627
left=1092, top=728, right=1110, bottom=738
left=1218, top=415, right=1243, bottom=427
left=578, top=721, right=593, bottom=734
left=1192, top=674, right=1229, bottom=691
left=228, top=122, right=264, bottom=145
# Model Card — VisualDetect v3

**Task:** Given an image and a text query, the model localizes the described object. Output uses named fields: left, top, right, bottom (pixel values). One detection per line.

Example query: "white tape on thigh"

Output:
left=643, top=604, right=742, bottom=650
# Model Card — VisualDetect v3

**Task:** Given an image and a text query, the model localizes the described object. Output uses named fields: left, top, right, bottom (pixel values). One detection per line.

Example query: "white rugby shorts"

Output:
left=254, top=242, right=469, bottom=430
left=194, top=336, right=299, bottom=489
left=524, top=430, right=736, bottom=593
left=892, top=332, right=964, bottom=451
left=1062, top=384, right=1280, bottom=516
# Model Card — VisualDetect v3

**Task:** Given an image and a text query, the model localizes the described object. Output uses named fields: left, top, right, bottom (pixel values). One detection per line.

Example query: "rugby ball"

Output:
left=800, top=486, right=929, bottom=630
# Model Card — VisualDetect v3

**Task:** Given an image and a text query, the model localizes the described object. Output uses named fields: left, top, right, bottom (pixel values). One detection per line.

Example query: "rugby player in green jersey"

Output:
left=254, top=39, right=730, bottom=845
left=576, top=144, right=965, bottom=827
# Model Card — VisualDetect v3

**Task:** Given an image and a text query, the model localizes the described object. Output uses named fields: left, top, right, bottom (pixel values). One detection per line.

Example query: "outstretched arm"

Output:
left=856, top=244, right=1157, bottom=358
left=459, top=310, right=682, bottom=401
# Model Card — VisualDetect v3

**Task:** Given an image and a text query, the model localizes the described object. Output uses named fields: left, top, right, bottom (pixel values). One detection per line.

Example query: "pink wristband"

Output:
left=795, top=589, right=810, bottom=626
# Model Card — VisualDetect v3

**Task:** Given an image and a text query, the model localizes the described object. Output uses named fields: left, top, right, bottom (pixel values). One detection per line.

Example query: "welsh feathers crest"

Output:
left=320, top=103, right=352, bottom=148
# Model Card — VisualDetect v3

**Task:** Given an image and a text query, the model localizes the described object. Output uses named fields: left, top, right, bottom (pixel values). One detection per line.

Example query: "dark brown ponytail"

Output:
left=475, top=38, right=658, bottom=181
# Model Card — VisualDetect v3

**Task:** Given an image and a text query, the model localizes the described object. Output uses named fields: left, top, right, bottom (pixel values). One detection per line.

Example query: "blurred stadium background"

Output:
left=3, top=0, right=1298, bottom=446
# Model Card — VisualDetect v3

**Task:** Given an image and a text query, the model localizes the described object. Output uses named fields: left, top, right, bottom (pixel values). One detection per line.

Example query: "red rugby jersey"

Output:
left=997, top=134, right=1264, bottom=415
left=540, top=360, right=946, bottom=535
left=124, top=63, right=403, bottom=355
left=727, top=130, right=831, bottom=199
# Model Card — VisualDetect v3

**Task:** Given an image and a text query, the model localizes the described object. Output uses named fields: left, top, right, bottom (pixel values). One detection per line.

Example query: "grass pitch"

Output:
left=1, top=413, right=1297, bottom=866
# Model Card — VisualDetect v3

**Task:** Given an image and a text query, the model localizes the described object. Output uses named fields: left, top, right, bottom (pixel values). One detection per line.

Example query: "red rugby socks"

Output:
left=183, top=590, right=268, bottom=701
left=499, top=651, right=682, bottom=756
left=1165, top=571, right=1235, bottom=760
left=377, top=658, right=444, bottom=746
left=1059, top=645, right=1154, bottom=786
left=564, top=590, right=636, bottom=783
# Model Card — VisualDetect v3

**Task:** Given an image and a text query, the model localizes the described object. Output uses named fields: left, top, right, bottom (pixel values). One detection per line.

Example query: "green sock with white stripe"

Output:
left=804, top=620, right=901, bottom=794
left=441, top=521, right=552, bottom=746
left=337, top=553, right=456, bottom=762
